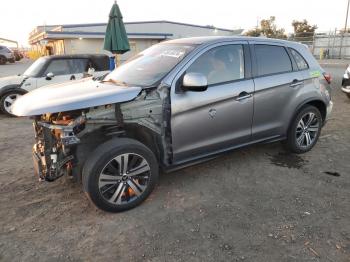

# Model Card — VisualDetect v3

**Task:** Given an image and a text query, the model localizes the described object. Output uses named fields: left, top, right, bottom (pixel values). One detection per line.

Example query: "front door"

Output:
left=170, top=43, right=254, bottom=163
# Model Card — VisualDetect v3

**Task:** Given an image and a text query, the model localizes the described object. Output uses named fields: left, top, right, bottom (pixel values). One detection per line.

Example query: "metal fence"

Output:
left=289, top=29, right=350, bottom=59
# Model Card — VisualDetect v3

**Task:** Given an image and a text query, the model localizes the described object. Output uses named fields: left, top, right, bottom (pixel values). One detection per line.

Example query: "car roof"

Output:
left=45, top=54, right=109, bottom=60
left=163, top=36, right=300, bottom=47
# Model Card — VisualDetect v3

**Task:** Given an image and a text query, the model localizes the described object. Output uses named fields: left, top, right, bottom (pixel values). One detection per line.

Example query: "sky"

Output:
left=0, top=0, right=347, bottom=47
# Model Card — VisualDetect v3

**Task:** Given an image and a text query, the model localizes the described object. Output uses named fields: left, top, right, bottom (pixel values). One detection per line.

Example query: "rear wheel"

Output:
left=285, top=105, right=322, bottom=154
left=347, top=93, right=350, bottom=99
left=82, top=138, right=159, bottom=212
left=0, top=89, right=26, bottom=116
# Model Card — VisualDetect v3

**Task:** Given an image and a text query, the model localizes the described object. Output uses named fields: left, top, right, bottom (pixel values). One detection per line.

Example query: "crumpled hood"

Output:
left=11, top=78, right=142, bottom=116
left=0, top=75, right=25, bottom=88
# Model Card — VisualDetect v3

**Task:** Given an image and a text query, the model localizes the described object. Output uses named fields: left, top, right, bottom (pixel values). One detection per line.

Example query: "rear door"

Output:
left=251, top=43, right=303, bottom=140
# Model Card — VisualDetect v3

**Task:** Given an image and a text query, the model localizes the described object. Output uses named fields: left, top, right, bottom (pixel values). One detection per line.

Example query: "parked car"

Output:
left=12, top=49, right=24, bottom=61
left=0, top=54, right=110, bottom=116
left=341, top=64, right=350, bottom=99
left=0, top=45, right=15, bottom=65
left=12, top=37, right=333, bottom=212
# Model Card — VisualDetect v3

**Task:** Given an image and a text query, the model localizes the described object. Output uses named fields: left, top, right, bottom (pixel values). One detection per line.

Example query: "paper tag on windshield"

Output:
left=159, top=50, right=185, bottom=58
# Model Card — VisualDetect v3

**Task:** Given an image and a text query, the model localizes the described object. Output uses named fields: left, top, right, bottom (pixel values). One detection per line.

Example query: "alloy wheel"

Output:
left=295, top=112, right=320, bottom=148
left=98, top=153, right=151, bottom=205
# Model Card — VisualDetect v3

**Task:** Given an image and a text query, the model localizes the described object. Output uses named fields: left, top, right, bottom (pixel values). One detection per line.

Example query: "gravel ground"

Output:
left=0, top=64, right=349, bottom=262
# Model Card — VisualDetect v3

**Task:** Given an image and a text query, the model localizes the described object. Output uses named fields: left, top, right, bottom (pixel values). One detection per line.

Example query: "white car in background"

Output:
left=0, top=54, right=110, bottom=116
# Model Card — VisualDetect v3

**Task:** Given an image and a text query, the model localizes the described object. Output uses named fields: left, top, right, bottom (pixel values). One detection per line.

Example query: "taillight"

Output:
left=323, top=72, right=332, bottom=84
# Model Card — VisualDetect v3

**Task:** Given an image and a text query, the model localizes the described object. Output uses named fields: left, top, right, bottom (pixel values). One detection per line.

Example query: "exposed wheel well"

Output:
left=123, top=124, right=163, bottom=163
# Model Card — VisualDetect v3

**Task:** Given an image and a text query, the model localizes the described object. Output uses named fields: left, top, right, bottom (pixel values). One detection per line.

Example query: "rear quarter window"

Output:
left=289, top=48, right=309, bottom=70
left=91, top=56, right=109, bottom=71
left=255, top=44, right=292, bottom=76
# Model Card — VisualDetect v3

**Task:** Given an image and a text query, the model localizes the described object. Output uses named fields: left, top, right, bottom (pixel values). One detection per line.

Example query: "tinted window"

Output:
left=91, top=56, right=109, bottom=71
left=255, top=45, right=292, bottom=76
left=290, top=48, right=308, bottom=70
left=69, top=59, right=88, bottom=74
left=44, top=59, right=88, bottom=76
left=187, top=45, right=245, bottom=86
left=44, top=60, right=72, bottom=76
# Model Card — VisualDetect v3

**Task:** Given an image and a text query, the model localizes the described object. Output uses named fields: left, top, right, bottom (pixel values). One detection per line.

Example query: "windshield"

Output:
left=23, top=57, right=47, bottom=77
left=104, top=43, right=196, bottom=87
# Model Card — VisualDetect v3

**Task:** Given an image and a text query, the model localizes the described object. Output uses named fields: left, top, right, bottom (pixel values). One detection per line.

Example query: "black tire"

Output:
left=0, top=56, right=6, bottom=65
left=0, top=89, right=27, bottom=117
left=82, top=138, right=159, bottom=212
left=347, top=93, right=350, bottom=99
left=285, top=105, right=323, bottom=154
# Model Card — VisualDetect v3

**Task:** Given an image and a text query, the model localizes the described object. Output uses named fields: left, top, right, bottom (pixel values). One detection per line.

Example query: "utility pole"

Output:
left=340, top=0, right=350, bottom=58
left=345, top=0, right=350, bottom=32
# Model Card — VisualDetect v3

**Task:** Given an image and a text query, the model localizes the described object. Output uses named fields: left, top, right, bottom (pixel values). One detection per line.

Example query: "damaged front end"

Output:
left=32, top=112, right=86, bottom=181
left=30, top=86, right=171, bottom=182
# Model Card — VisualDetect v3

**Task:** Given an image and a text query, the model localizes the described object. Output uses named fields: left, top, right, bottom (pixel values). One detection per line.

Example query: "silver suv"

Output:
left=0, top=45, right=15, bottom=65
left=12, top=37, right=333, bottom=212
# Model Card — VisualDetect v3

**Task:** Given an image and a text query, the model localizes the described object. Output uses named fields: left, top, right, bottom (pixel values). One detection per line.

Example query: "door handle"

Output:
left=235, top=91, right=252, bottom=101
left=290, top=79, right=304, bottom=88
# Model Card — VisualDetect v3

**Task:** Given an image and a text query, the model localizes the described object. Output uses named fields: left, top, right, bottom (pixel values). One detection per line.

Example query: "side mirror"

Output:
left=46, top=72, right=54, bottom=80
left=182, top=72, right=208, bottom=92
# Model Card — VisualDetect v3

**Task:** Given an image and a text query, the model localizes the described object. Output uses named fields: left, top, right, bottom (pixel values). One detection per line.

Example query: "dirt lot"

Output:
left=0, top=64, right=349, bottom=262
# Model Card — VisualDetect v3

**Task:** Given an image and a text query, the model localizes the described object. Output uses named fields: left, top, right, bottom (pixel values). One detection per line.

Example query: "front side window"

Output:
left=44, top=59, right=72, bottom=76
left=290, top=48, right=309, bottom=70
left=187, top=45, right=245, bottom=86
left=104, top=43, right=196, bottom=87
left=255, top=45, right=292, bottom=76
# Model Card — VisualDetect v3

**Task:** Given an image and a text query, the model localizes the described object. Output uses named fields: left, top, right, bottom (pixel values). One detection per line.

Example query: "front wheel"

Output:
left=285, top=105, right=323, bottom=154
left=0, top=56, right=6, bottom=65
left=0, top=90, right=26, bottom=116
left=82, top=138, right=159, bottom=212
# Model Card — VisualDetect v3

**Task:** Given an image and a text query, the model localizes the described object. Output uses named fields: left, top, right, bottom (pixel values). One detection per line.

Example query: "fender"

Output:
left=0, top=85, right=28, bottom=97
left=287, top=98, right=327, bottom=132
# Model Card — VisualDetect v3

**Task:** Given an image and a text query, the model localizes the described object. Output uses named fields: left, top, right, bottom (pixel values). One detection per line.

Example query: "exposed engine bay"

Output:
left=32, top=87, right=171, bottom=182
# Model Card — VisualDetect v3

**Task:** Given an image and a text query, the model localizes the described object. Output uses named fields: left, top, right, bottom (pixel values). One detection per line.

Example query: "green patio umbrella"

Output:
left=103, top=1, right=130, bottom=66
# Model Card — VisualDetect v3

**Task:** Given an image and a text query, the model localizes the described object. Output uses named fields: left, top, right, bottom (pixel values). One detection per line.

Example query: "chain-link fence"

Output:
left=289, top=29, right=350, bottom=59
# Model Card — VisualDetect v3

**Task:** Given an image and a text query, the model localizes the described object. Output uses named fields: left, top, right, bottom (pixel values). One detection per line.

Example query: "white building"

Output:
left=29, top=20, right=243, bottom=62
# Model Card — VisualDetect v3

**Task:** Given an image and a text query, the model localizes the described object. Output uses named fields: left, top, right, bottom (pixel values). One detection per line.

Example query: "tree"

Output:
left=291, top=19, right=317, bottom=39
left=245, top=16, right=287, bottom=39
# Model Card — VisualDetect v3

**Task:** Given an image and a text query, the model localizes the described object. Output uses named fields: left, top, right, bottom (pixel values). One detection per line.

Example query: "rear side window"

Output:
left=290, top=48, right=308, bottom=70
left=91, top=56, right=109, bottom=71
left=255, top=45, right=292, bottom=76
left=69, top=58, right=88, bottom=74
